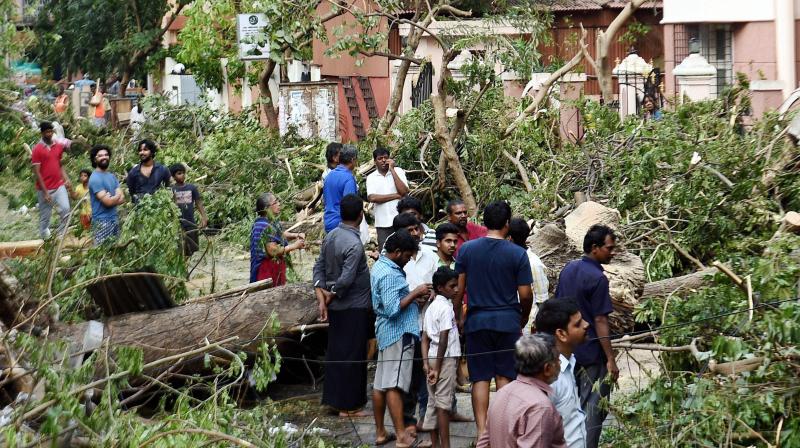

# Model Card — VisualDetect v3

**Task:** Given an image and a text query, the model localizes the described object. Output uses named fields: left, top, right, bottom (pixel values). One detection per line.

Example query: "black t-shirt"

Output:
left=171, top=183, right=200, bottom=227
left=126, top=163, right=171, bottom=202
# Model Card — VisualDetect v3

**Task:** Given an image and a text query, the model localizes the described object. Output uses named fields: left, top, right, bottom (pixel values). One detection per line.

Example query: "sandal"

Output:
left=375, top=432, right=396, bottom=446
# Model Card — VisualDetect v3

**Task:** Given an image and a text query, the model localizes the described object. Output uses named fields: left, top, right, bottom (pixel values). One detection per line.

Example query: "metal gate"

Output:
left=411, top=63, right=433, bottom=108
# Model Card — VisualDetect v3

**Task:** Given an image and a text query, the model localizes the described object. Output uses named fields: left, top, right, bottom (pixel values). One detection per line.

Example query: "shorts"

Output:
left=421, top=357, right=458, bottom=430
left=181, top=224, right=199, bottom=256
left=465, top=330, right=518, bottom=382
left=374, top=333, right=416, bottom=393
left=93, top=219, right=120, bottom=246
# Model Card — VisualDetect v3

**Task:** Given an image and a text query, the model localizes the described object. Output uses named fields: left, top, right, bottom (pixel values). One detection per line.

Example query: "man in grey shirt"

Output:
left=314, top=194, right=372, bottom=416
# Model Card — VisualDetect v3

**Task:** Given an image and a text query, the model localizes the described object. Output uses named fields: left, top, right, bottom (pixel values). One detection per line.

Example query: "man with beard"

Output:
left=88, top=145, right=125, bottom=245
left=126, top=139, right=171, bottom=203
left=370, top=229, right=432, bottom=447
left=31, top=121, right=73, bottom=239
left=445, top=199, right=486, bottom=257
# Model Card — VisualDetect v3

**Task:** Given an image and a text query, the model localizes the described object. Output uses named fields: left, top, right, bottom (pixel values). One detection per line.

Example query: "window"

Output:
left=673, top=23, right=733, bottom=96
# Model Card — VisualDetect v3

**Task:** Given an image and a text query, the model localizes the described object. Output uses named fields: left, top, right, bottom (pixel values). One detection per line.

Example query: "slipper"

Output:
left=375, top=432, right=396, bottom=446
left=338, top=409, right=370, bottom=418
left=414, top=440, right=433, bottom=448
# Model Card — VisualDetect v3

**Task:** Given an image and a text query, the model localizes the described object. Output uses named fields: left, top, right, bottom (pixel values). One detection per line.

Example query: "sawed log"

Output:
left=53, top=283, right=319, bottom=367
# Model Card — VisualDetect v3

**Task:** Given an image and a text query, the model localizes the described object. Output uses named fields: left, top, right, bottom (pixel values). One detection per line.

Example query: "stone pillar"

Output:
left=673, top=52, right=717, bottom=102
left=558, top=73, right=586, bottom=143
left=612, top=51, right=653, bottom=120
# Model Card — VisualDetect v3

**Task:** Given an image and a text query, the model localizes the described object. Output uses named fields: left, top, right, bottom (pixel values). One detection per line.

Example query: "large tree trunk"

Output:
left=529, top=202, right=646, bottom=335
left=53, top=283, right=318, bottom=365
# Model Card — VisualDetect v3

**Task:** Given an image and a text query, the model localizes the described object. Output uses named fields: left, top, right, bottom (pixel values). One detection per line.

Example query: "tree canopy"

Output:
left=34, top=0, right=189, bottom=92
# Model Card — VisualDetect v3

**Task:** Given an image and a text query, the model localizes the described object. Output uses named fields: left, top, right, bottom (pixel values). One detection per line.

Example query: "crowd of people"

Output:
left=306, top=142, right=621, bottom=447
left=33, top=124, right=621, bottom=446
left=31, top=121, right=207, bottom=251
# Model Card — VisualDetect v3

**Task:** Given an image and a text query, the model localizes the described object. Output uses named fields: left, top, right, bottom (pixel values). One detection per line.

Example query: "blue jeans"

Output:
left=37, top=185, right=70, bottom=239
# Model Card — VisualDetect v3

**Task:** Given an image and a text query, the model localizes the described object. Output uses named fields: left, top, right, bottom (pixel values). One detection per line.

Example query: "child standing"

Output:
left=421, top=266, right=461, bottom=448
left=169, top=164, right=208, bottom=256
left=71, top=169, right=93, bottom=231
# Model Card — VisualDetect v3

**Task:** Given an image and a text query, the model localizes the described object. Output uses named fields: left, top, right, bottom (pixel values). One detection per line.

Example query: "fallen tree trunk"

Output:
left=53, top=283, right=319, bottom=366
left=641, top=268, right=718, bottom=299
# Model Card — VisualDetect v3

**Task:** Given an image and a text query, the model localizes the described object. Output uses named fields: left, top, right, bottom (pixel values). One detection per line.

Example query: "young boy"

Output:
left=71, top=169, right=93, bottom=231
left=421, top=266, right=461, bottom=448
left=169, top=164, right=208, bottom=256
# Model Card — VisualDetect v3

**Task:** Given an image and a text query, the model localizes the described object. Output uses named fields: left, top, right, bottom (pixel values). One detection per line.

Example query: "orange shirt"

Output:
left=94, top=93, right=105, bottom=118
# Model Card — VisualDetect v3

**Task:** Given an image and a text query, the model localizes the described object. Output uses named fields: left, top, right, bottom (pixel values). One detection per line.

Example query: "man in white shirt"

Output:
left=367, top=147, right=409, bottom=252
left=509, top=218, right=550, bottom=334
left=534, top=298, right=590, bottom=448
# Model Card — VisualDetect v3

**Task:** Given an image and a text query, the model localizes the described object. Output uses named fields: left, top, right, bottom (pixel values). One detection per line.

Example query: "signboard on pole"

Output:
left=236, top=14, right=270, bottom=60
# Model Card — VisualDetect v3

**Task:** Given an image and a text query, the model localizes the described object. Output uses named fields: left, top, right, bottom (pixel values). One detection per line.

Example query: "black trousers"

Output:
left=575, top=361, right=612, bottom=448
left=321, top=308, right=370, bottom=411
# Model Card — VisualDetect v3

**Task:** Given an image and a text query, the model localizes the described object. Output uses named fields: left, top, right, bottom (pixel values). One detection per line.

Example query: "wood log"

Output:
left=641, top=268, right=717, bottom=299
left=530, top=219, right=645, bottom=335
left=53, top=283, right=319, bottom=366
left=0, top=240, right=43, bottom=259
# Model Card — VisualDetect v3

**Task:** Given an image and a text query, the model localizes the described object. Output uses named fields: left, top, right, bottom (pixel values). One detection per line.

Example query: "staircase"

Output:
left=340, top=77, right=365, bottom=140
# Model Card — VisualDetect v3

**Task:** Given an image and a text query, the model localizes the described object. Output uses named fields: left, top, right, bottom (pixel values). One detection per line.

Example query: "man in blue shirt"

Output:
left=88, top=145, right=125, bottom=245
left=370, top=229, right=432, bottom=447
left=555, top=224, right=618, bottom=448
left=455, top=201, right=533, bottom=439
left=323, top=144, right=358, bottom=232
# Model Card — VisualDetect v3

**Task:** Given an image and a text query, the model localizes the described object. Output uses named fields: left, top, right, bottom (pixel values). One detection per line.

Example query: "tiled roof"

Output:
left=543, top=0, right=661, bottom=11
left=545, top=0, right=604, bottom=11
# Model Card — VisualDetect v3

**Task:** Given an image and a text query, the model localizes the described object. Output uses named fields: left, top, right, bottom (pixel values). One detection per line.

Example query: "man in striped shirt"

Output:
left=371, top=229, right=433, bottom=447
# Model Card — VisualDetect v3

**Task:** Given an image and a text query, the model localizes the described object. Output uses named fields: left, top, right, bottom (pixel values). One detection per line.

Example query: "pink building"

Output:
left=662, top=0, right=799, bottom=115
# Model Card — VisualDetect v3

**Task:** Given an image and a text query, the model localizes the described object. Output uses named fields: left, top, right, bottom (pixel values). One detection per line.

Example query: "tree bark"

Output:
left=594, top=0, right=647, bottom=104
left=430, top=93, right=478, bottom=215
left=258, top=60, right=279, bottom=129
left=375, top=6, right=432, bottom=136
left=52, top=283, right=319, bottom=365
left=640, top=268, right=717, bottom=299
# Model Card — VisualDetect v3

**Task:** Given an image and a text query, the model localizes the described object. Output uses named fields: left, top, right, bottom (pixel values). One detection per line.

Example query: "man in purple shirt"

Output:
left=555, top=224, right=619, bottom=448
left=477, top=333, right=566, bottom=448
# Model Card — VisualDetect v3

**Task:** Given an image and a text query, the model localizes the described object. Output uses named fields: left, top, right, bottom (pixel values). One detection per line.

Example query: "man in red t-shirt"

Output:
left=446, top=199, right=488, bottom=257
left=31, top=121, right=72, bottom=238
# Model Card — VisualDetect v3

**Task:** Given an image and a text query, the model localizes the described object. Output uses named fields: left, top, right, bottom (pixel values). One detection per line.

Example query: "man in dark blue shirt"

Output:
left=323, top=145, right=358, bottom=232
left=126, top=139, right=171, bottom=203
left=555, top=224, right=618, bottom=448
left=455, top=201, right=533, bottom=439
